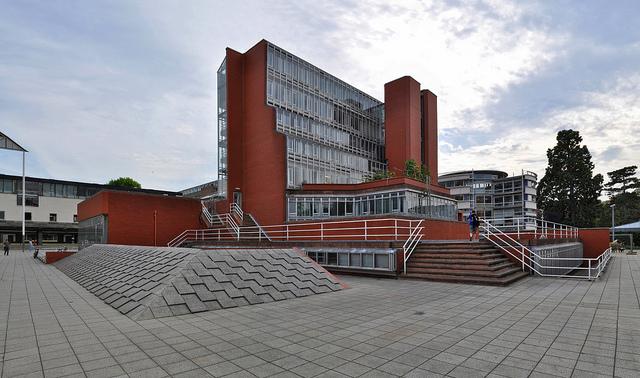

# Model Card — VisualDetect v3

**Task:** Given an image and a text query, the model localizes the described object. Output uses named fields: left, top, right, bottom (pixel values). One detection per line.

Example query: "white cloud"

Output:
left=440, top=73, right=640, bottom=180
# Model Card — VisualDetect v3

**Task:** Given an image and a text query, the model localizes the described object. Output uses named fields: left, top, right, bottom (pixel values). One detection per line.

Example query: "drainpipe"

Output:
left=154, top=210, right=158, bottom=246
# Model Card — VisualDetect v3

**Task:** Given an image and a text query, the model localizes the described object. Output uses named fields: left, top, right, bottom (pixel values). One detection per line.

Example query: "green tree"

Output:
left=604, top=165, right=640, bottom=198
left=107, top=177, right=141, bottom=189
left=537, top=130, right=603, bottom=227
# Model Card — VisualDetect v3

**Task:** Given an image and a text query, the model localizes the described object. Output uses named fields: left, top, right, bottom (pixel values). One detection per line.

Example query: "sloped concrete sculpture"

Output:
left=55, top=245, right=343, bottom=320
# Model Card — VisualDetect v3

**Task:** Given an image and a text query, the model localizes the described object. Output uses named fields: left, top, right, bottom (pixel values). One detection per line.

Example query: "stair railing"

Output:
left=225, top=213, right=240, bottom=240
left=229, top=202, right=244, bottom=223
left=248, top=213, right=272, bottom=242
left=480, top=219, right=543, bottom=276
left=201, top=203, right=215, bottom=227
left=403, top=220, right=424, bottom=274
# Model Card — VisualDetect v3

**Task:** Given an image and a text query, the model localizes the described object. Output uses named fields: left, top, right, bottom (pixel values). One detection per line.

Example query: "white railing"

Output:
left=403, top=220, right=424, bottom=274
left=201, top=203, right=215, bottom=226
left=168, top=218, right=424, bottom=246
left=230, top=202, right=244, bottom=223
left=248, top=213, right=272, bottom=242
left=480, top=219, right=612, bottom=280
left=224, top=213, right=240, bottom=240
left=483, top=216, right=578, bottom=239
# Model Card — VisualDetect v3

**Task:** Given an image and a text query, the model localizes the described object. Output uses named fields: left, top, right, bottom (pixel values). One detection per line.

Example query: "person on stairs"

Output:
left=469, top=210, right=480, bottom=242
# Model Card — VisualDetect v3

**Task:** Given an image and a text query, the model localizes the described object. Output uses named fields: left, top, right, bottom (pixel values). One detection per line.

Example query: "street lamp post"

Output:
left=0, top=133, right=27, bottom=251
left=610, top=204, right=616, bottom=242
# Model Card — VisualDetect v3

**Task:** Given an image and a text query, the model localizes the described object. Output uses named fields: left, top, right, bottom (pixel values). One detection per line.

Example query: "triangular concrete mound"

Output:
left=54, top=245, right=344, bottom=320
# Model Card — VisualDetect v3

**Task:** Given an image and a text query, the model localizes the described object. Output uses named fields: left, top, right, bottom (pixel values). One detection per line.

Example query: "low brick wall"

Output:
left=579, top=228, right=610, bottom=259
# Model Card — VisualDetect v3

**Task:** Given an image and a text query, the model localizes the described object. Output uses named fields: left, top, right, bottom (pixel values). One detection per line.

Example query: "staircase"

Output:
left=404, top=241, right=528, bottom=286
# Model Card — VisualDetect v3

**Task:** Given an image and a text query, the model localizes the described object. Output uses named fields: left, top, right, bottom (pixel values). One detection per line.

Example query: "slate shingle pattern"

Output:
left=54, top=244, right=343, bottom=320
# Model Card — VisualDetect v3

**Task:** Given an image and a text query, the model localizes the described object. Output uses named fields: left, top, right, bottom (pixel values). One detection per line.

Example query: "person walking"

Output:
left=28, top=239, right=35, bottom=257
left=469, top=210, right=480, bottom=242
left=3, top=240, right=9, bottom=256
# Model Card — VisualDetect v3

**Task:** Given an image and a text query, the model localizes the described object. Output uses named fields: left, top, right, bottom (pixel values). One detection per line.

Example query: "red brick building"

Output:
left=215, top=40, right=456, bottom=227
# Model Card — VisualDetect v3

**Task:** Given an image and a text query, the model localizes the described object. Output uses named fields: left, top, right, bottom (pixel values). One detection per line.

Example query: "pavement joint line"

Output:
left=490, top=275, right=588, bottom=376
left=35, top=251, right=174, bottom=377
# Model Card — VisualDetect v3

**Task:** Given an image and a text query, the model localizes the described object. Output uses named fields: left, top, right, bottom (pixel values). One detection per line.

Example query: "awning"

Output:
left=612, top=220, right=640, bottom=233
left=0, top=132, right=27, bottom=152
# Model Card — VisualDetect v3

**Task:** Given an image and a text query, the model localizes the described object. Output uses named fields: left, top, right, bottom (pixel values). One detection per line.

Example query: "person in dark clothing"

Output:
left=3, top=240, right=9, bottom=256
left=469, top=210, right=480, bottom=242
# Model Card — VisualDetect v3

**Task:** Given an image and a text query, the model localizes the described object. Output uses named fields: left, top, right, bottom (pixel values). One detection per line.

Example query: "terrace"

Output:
left=0, top=250, right=638, bottom=377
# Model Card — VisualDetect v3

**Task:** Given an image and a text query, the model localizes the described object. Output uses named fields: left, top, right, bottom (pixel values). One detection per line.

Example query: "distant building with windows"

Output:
left=0, top=174, right=177, bottom=244
left=438, top=170, right=538, bottom=224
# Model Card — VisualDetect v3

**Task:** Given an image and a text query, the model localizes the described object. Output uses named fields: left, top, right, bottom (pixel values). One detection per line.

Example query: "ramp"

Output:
left=54, top=245, right=343, bottom=320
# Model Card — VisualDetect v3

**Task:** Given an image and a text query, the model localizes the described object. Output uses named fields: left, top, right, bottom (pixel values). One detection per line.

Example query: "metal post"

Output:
left=517, top=218, right=520, bottom=239
left=320, top=223, right=323, bottom=241
left=22, top=151, right=26, bottom=252
left=610, top=204, right=616, bottom=242
left=588, top=259, right=591, bottom=280
left=364, top=220, right=368, bottom=241
left=395, top=220, right=398, bottom=240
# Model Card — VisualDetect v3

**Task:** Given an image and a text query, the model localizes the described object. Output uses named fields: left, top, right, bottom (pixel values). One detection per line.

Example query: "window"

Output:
left=25, top=212, right=32, bottom=221
left=49, top=213, right=57, bottom=222
left=17, top=195, right=39, bottom=207
left=0, top=211, right=4, bottom=220
left=73, top=214, right=78, bottom=223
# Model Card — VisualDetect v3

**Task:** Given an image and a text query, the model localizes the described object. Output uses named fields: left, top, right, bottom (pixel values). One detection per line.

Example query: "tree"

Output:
left=107, top=177, right=141, bottom=189
left=537, top=130, right=603, bottom=227
left=604, top=165, right=640, bottom=198
left=404, top=160, right=429, bottom=182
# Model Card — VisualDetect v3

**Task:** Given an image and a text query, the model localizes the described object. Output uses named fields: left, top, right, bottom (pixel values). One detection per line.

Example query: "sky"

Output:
left=0, top=0, right=638, bottom=191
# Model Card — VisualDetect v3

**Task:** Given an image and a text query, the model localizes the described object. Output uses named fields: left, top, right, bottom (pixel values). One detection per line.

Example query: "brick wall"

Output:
left=579, top=228, right=610, bottom=258
left=78, top=191, right=203, bottom=246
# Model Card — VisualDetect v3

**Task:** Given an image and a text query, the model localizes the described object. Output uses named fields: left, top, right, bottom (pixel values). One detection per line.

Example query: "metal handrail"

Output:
left=248, top=213, right=272, bottom=242
left=169, top=218, right=422, bottom=245
left=482, top=216, right=579, bottom=239
left=201, top=203, right=215, bottom=226
left=229, top=203, right=244, bottom=223
left=225, top=213, right=240, bottom=240
left=403, top=220, right=424, bottom=274
left=481, top=218, right=612, bottom=280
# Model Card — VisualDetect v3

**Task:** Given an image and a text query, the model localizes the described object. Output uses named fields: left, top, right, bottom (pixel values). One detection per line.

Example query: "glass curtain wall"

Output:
left=266, top=43, right=386, bottom=188
left=217, top=59, right=228, bottom=183
left=287, top=189, right=456, bottom=221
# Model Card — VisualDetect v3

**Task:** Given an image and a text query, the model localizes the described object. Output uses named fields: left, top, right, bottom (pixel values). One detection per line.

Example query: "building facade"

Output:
left=216, top=40, right=455, bottom=225
left=0, top=174, right=176, bottom=244
left=438, top=170, right=538, bottom=224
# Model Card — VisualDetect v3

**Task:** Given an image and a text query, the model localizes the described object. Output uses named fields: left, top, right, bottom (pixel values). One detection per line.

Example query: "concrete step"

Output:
left=409, top=252, right=506, bottom=260
left=402, top=270, right=529, bottom=286
left=406, top=265, right=523, bottom=278
left=408, top=260, right=514, bottom=271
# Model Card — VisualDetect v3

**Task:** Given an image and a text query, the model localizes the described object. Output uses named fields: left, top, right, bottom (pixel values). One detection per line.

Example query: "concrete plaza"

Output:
left=0, top=250, right=639, bottom=377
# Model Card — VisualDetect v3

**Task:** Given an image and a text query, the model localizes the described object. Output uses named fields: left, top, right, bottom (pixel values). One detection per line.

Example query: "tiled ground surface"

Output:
left=0, top=251, right=638, bottom=377
left=55, top=245, right=342, bottom=320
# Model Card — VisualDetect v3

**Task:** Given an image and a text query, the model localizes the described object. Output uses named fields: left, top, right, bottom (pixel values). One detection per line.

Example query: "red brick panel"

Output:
left=579, top=228, right=610, bottom=258
left=77, top=191, right=110, bottom=222
left=384, top=76, right=422, bottom=176
left=45, top=251, right=76, bottom=264
left=421, top=90, right=438, bottom=184
left=423, top=219, right=469, bottom=240
left=78, top=191, right=203, bottom=247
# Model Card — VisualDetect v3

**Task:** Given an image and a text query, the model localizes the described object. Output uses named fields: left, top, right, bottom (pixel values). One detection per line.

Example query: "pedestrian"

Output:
left=28, top=239, right=35, bottom=257
left=469, top=210, right=480, bottom=242
left=32, top=240, right=39, bottom=259
left=3, top=240, right=9, bottom=256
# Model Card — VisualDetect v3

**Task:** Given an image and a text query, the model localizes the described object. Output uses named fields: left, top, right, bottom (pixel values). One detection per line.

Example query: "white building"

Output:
left=438, top=170, right=538, bottom=226
left=0, top=174, right=176, bottom=244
